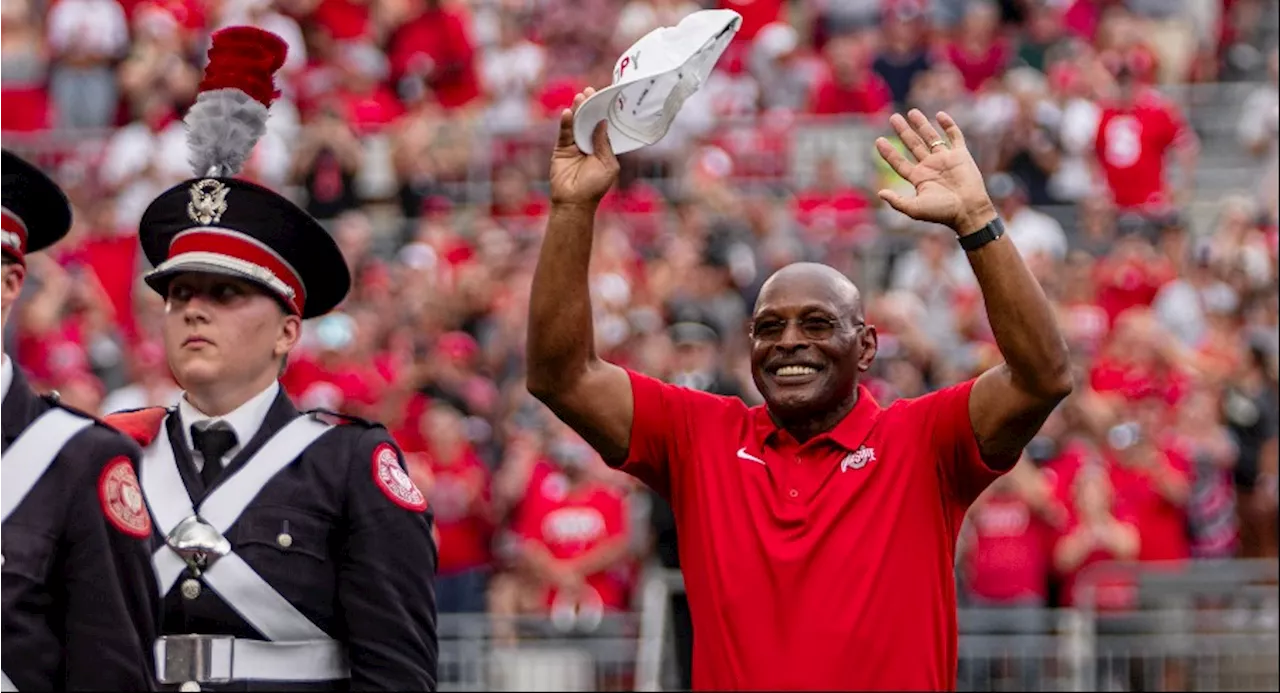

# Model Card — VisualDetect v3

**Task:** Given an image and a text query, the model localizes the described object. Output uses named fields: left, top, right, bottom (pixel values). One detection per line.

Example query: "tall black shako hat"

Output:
left=139, top=26, right=350, bottom=319
left=2, top=150, right=73, bottom=265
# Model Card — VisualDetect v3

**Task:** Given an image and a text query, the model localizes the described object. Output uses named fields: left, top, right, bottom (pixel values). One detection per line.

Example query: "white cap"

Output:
left=572, top=9, right=741, bottom=155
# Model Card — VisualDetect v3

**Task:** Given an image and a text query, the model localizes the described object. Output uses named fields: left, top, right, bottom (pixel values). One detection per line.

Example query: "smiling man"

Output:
left=527, top=88, right=1073, bottom=689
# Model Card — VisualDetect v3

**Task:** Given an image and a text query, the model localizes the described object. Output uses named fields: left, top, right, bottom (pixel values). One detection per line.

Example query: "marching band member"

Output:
left=106, top=27, right=438, bottom=691
left=2, top=150, right=161, bottom=690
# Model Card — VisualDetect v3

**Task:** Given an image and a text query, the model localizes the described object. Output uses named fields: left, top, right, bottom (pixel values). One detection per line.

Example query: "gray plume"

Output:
left=184, top=88, right=270, bottom=178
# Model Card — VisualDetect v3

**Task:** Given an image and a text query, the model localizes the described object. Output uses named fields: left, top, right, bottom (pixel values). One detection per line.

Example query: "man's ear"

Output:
left=275, top=313, right=302, bottom=360
left=857, top=324, right=878, bottom=373
left=2, top=261, right=27, bottom=320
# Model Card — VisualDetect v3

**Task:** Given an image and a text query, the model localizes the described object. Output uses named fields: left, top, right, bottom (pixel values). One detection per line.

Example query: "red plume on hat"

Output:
left=184, top=26, right=288, bottom=178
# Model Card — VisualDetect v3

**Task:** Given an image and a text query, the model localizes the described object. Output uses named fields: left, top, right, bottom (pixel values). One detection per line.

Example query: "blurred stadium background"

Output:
left=2, top=0, right=1279, bottom=689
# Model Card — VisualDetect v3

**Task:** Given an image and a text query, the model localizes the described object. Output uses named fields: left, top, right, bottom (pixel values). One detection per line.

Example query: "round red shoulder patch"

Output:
left=372, top=443, right=428, bottom=512
left=99, top=457, right=152, bottom=539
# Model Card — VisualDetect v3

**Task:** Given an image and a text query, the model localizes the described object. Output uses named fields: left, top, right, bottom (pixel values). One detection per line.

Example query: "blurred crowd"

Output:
left=2, top=0, right=1278, bottom=632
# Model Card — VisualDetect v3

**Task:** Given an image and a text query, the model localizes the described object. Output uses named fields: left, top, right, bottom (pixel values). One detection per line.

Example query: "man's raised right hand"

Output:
left=549, top=88, right=621, bottom=208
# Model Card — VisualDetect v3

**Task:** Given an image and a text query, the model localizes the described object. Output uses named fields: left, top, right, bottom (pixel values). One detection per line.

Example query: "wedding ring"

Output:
left=928, top=139, right=949, bottom=151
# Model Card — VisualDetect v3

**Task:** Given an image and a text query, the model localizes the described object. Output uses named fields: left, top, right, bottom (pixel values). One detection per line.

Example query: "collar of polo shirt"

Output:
left=750, top=383, right=882, bottom=449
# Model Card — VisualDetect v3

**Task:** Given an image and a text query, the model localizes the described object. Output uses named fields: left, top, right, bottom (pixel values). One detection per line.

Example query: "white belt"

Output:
left=154, top=635, right=348, bottom=684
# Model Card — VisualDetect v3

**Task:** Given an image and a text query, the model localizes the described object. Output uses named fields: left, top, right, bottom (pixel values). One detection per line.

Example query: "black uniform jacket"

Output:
left=109, top=387, right=439, bottom=692
left=1, top=365, right=161, bottom=690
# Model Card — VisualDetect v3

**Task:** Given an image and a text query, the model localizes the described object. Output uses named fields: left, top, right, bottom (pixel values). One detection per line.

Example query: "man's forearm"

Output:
left=960, top=215, right=1072, bottom=398
left=526, top=203, right=599, bottom=397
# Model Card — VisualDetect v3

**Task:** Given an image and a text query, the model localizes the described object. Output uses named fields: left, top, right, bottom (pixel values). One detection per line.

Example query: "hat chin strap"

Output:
left=148, top=251, right=299, bottom=308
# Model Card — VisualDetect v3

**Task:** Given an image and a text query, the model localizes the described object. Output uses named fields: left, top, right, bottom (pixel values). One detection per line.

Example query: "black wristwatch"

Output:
left=957, top=216, right=1005, bottom=252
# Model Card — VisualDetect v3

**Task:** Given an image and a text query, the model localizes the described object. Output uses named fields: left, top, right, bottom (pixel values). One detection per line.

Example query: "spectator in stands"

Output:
left=672, top=318, right=738, bottom=390
left=750, top=22, right=817, bottom=113
left=291, top=106, right=365, bottom=220
left=480, top=13, right=547, bottom=136
left=117, top=5, right=199, bottom=123
left=988, top=173, right=1068, bottom=268
left=330, top=40, right=404, bottom=135
left=1092, top=50, right=1199, bottom=215
left=1167, top=386, right=1241, bottom=559
left=46, top=0, right=129, bottom=129
left=614, top=0, right=700, bottom=52
left=871, top=3, right=933, bottom=110
left=1052, top=462, right=1141, bottom=610
left=808, top=30, right=893, bottom=117
left=1224, top=344, right=1280, bottom=559
left=957, top=456, right=1063, bottom=691
left=1014, top=1, right=1067, bottom=74
left=512, top=423, right=634, bottom=635
left=1, top=0, right=53, bottom=132
left=419, top=402, right=495, bottom=614
left=98, top=90, right=190, bottom=228
left=1152, top=240, right=1238, bottom=350
left=1107, top=397, right=1192, bottom=564
left=941, top=0, right=1012, bottom=93
left=388, top=0, right=481, bottom=112
left=1238, top=47, right=1279, bottom=227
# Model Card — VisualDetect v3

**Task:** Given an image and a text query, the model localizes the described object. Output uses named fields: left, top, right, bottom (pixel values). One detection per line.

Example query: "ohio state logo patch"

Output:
left=99, top=457, right=152, bottom=538
left=372, top=443, right=428, bottom=512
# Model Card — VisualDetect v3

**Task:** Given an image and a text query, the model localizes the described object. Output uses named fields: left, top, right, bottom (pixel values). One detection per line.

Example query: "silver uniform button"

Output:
left=179, top=682, right=201, bottom=692
left=181, top=578, right=201, bottom=600
left=277, top=532, right=293, bottom=548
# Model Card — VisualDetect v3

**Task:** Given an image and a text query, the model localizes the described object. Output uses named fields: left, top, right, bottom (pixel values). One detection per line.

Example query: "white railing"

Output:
left=433, top=558, right=1278, bottom=691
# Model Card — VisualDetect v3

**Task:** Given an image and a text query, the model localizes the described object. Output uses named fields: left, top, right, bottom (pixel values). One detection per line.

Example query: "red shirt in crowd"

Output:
left=57, top=234, right=141, bottom=341
left=718, top=0, right=784, bottom=41
left=1053, top=506, right=1141, bottom=611
left=808, top=71, right=893, bottom=116
left=1046, top=442, right=1191, bottom=564
left=387, top=5, right=481, bottom=110
left=422, top=446, right=494, bottom=576
left=307, top=0, right=371, bottom=40
left=1109, top=449, right=1192, bottom=563
left=1094, top=89, right=1192, bottom=210
left=963, top=491, right=1053, bottom=603
left=1092, top=255, right=1175, bottom=326
left=790, top=185, right=873, bottom=240
left=942, top=38, right=1012, bottom=93
left=619, top=372, right=1008, bottom=690
left=514, top=464, right=632, bottom=613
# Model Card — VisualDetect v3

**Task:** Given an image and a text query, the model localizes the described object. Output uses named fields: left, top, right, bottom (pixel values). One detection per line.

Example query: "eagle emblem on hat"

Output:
left=187, top=179, right=229, bottom=225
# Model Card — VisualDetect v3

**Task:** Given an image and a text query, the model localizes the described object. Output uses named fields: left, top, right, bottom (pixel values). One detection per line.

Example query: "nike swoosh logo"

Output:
left=736, top=448, right=766, bottom=466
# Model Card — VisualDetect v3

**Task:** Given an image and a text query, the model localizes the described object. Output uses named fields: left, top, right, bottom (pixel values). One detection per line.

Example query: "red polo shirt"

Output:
left=620, top=370, right=1005, bottom=690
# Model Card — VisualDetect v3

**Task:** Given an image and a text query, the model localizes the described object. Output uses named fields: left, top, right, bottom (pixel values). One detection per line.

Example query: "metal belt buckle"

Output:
left=157, top=634, right=235, bottom=684
left=167, top=515, right=232, bottom=575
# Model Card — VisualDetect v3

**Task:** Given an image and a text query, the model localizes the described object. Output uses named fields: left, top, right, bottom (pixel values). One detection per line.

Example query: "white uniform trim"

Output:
left=139, top=413, right=347, bottom=682
left=1, top=408, right=94, bottom=523
left=2, top=406, right=95, bottom=692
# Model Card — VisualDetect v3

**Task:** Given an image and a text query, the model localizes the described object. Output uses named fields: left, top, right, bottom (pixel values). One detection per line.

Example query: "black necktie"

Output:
left=191, top=422, right=237, bottom=488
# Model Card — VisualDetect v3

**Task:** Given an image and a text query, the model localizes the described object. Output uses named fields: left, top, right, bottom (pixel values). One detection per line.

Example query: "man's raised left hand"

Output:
left=875, top=110, right=997, bottom=237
